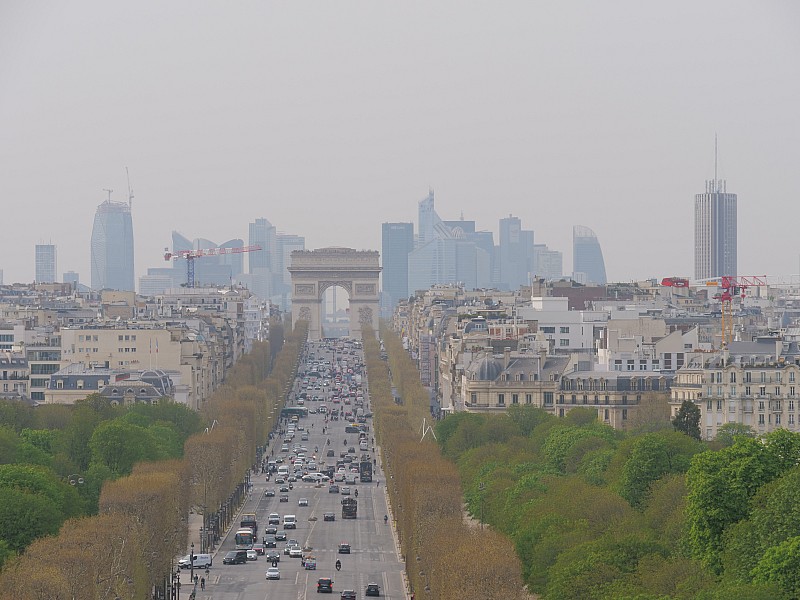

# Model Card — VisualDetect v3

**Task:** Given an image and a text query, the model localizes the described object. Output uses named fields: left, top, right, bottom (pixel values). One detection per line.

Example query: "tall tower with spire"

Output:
left=694, top=137, right=737, bottom=280
left=90, top=190, right=135, bottom=291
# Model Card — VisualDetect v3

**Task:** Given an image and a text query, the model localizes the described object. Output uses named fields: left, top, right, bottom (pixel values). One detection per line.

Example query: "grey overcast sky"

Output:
left=1, top=1, right=799, bottom=286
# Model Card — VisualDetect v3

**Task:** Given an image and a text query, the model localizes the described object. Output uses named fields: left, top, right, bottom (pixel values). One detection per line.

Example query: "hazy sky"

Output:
left=2, top=1, right=799, bottom=286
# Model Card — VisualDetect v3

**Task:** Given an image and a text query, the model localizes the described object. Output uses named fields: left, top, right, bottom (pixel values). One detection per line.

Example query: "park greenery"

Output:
left=374, top=325, right=800, bottom=599
left=0, top=318, right=306, bottom=599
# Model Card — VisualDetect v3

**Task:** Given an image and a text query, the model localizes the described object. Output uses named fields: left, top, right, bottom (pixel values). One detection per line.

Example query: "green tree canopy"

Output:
left=672, top=400, right=701, bottom=440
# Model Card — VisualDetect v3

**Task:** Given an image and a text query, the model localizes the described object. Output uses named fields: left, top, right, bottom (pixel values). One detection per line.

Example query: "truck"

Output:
left=359, top=459, right=373, bottom=483
left=341, top=497, right=357, bottom=519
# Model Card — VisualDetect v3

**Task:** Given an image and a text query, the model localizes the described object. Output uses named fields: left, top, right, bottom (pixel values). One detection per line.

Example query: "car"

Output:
left=327, top=449, right=335, bottom=457
left=264, top=536, right=277, bottom=548
left=280, top=445, right=289, bottom=452
left=252, top=543, right=266, bottom=555
left=305, top=557, right=317, bottom=570
left=341, top=591, right=357, bottom=600
left=348, top=447, right=355, bottom=454
left=317, top=577, right=334, bottom=593
left=265, top=525, right=278, bottom=535
left=275, top=530, right=287, bottom=541
left=298, top=498, right=309, bottom=506
left=265, top=550, right=280, bottom=563
left=265, top=488, right=276, bottom=497
left=329, top=484, right=339, bottom=493
left=338, top=543, right=351, bottom=554
left=289, top=546, right=303, bottom=558
left=287, top=475, right=297, bottom=482
left=323, top=512, right=336, bottom=522
left=302, top=474, right=316, bottom=482
left=222, top=550, right=247, bottom=565
left=280, top=494, right=289, bottom=502
left=334, top=473, right=345, bottom=482
left=340, top=486, right=351, bottom=495
left=266, top=567, right=281, bottom=580
left=285, top=543, right=299, bottom=556
left=275, top=477, right=286, bottom=485
left=246, top=549, right=258, bottom=561
left=268, top=513, right=280, bottom=525
left=365, top=583, right=380, bottom=596
left=280, top=485, right=290, bottom=493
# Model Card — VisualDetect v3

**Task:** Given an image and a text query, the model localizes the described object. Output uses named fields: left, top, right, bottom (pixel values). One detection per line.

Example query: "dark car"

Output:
left=222, top=550, right=247, bottom=565
left=317, top=577, right=334, bottom=593
left=340, top=591, right=357, bottom=600
left=275, top=530, right=287, bottom=541
left=365, top=583, right=380, bottom=596
left=323, top=512, right=335, bottom=522
left=280, top=494, right=289, bottom=502
left=265, top=525, right=278, bottom=535
left=280, top=485, right=290, bottom=493
left=265, top=489, right=276, bottom=497
left=264, top=535, right=277, bottom=548
left=326, top=449, right=335, bottom=457
left=265, top=550, right=280, bottom=563
left=337, top=543, right=350, bottom=554
left=329, top=484, right=339, bottom=493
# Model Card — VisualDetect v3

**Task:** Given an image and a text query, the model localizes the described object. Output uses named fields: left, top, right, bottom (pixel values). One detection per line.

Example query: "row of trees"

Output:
left=437, top=398, right=800, bottom=598
left=0, top=318, right=308, bottom=599
left=365, top=326, right=526, bottom=599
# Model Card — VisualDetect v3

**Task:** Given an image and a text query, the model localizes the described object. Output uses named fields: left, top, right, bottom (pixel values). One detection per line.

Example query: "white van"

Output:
left=283, top=514, right=297, bottom=529
left=178, top=553, right=212, bottom=569
left=278, top=465, right=289, bottom=476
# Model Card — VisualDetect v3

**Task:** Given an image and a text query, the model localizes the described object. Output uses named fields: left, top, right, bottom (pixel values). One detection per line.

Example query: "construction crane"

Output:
left=704, top=276, right=768, bottom=347
left=164, top=245, right=261, bottom=288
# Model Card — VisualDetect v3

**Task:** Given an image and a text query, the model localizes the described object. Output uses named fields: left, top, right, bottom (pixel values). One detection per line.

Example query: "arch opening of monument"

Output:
left=288, top=248, right=381, bottom=341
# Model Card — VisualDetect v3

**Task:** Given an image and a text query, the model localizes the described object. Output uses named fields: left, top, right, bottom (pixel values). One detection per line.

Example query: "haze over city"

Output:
left=1, top=1, right=799, bottom=285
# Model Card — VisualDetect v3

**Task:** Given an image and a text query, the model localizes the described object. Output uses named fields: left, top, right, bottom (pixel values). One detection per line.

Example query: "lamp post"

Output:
left=189, top=542, right=194, bottom=586
left=478, top=482, right=485, bottom=530
left=172, top=569, right=181, bottom=600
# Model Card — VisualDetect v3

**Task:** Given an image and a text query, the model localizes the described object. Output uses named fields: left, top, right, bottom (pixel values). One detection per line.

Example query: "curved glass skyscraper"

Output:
left=573, top=225, right=607, bottom=285
left=90, top=199, right=134, bottom=291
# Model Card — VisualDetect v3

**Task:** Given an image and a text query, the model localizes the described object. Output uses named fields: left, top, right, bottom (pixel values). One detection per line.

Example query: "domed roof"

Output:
left=470, top=355, right=503, bottom=381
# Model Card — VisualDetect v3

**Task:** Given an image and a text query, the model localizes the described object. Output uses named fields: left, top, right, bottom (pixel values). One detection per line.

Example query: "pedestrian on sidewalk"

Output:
left=200, top=577, right=205, bottom=591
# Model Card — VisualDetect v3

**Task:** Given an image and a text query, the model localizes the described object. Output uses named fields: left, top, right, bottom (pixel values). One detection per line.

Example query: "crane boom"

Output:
left=164, top=244, right=262, bottom=288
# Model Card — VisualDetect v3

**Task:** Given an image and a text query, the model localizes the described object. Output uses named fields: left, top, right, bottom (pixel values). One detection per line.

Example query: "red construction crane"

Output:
left=164, top=245, right=262, bottom=288
left=705, top=276, right=768, bottom=346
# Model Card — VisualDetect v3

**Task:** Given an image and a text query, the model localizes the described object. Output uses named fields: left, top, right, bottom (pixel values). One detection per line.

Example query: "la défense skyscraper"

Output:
left=694, top=178, right=737, bottom=281
left=90, top=194, right=134, bottom=291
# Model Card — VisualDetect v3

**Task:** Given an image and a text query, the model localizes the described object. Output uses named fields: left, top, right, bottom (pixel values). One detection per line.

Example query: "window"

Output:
left=790, top=400, right=795, bottom=412
left=730, top=371, right=737, bottom=382
left=791, top=414, right=796, bottom=426
left=560, top=326, right=570, bottom=334
left=594, top=395, right=599, bottom=405
left=791, top=372, right=796, bottom=383
left=791, top=387, right=796, bottom=397
left=559, top=408, right=565, bottom=417
left=497, top=393, right=505, bottom=405
left=627, top=360, right=635, bottom=371
left=731, top=386, right=736, bottom=396
left=776, top=414, right=782, bottom=425
left=560, top=339, right=570, bottom=347
left=759, top=414, right=765, bottom=425
left=759, top=401, right=765, bottom=411
left=716, top=400, right=722, bottom=411
left=118, top=335, right=124, bottom=341
left=511, top=394, right=519, bottom=405
left=745, top=386, right=751, bottom=396
left=542, top=326, right=555, bottom=334
left=622, top=409, right=628, bottom=420
left=745, top=371, right=752, bottom=383
left=621, top=395, right=628, bottom=405
left=544, top=392, right=554, bottom=405
left=760, top=372, right=766, bottom=383
left=604, top=409, right=609, bottom=420
left=525, top=394, right=532, bottom=404
left=776, top=387, right=781, bottom=397
left=571, top=395, right=577, bottom=404
left=78, top=335, right=84, bottom=342
left=760, top=386, right=766, bottom=397
left=706, top=400, right=712, bottom=411
left=131, top=335, right=136, bottom=341
left=470, top=393, right=477, bottom=404
left=582, top=395, right=588, bottom=404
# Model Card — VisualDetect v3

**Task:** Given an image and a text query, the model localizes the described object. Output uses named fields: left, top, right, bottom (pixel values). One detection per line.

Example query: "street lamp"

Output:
left=172, top=569, right=181, bottom=600
left=189, top=542, right=194, bottom=586
left=478, top=482, right=485, bottom=530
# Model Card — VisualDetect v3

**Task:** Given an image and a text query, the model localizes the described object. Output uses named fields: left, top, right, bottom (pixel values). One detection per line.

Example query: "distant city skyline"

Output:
left=2, top=3, right=798, bottom=284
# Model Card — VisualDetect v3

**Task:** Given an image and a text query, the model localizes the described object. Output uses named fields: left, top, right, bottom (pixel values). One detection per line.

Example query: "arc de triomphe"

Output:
left=288, top=248, right=381, bottom=340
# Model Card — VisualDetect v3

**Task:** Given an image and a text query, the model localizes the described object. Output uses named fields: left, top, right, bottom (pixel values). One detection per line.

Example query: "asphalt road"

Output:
left=190, top=339, right=406, bottom=600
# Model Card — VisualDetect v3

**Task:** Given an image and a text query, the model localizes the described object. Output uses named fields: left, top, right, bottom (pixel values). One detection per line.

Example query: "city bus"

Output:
left=281, top=407, right=309, bottom=420
left=234, top=528, right=255, bottom=549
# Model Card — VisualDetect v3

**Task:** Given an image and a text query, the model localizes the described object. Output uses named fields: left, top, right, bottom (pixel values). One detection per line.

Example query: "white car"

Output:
left=266, top=567, right=280, bottom=580
left=298, top=498, right=309, bottom=507
left=246, top=549, right=258, bottom=561
left=289, top=547, right=303, bottom=558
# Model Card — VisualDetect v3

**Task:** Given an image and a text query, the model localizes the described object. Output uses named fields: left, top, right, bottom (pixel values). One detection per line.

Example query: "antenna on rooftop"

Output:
left=126, top=167, right=134, bottom=209
left=103, top=188, right=113, bottom=202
